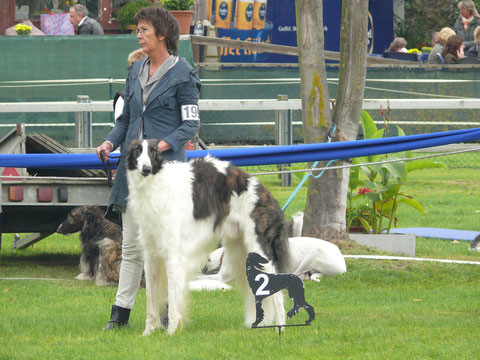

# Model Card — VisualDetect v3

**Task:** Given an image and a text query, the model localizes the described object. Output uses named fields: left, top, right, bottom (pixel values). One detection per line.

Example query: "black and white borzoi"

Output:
left=56, top=206, right=123, bottom=286
left=126, top=139, right=290, bottom=335
left=246, top=252, right=315, bottom=327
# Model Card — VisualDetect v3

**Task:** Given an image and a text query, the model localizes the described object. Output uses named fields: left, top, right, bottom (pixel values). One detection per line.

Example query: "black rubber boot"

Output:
left=103, top=305, right=131, bottom=330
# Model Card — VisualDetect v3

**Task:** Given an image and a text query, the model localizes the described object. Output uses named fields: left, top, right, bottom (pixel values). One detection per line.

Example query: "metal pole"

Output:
left=75, top=95, right=92, bottom=148
left=109, top=78, right=114, bottom=123
left=275, top=95, right=292, bottom=187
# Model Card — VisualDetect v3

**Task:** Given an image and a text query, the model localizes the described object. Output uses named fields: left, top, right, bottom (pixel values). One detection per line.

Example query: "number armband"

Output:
left=181, top=104, right=200, bottom=121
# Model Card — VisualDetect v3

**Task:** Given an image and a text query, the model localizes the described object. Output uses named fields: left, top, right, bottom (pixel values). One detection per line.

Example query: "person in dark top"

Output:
left=427, top=27, right=456, bottom=64
left=453, top=0, right=480, bottom=49
left=69, top=4, right=104, bottom=35
left=466, top=26, right=480, bottom=59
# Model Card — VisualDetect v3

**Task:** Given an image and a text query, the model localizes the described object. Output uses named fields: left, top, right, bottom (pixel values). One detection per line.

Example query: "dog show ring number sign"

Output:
left=246, top=252, right=315, bottom=329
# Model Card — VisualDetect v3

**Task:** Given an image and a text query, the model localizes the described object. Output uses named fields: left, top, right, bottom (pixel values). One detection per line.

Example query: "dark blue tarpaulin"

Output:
left=1, top=127, right=479, bottom=169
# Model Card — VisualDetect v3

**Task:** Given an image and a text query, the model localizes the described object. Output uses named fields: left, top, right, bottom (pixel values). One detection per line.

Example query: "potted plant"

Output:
left=346, top=110, right=446, bottom=256
left=117, top=0, right=155, bottom=32
left=14, top=24, right=32, bottom=35
left=161, top=0, right=195, bottom=34
left=161, top=0, right=195, bottom=11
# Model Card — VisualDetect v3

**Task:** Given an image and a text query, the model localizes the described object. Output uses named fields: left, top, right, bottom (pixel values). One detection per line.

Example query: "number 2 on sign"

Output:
left=255, top=274, right=270, bottom=296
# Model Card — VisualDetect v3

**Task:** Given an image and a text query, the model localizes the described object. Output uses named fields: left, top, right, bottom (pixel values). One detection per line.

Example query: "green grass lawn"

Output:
left=1, top=165, right=479, bottom=359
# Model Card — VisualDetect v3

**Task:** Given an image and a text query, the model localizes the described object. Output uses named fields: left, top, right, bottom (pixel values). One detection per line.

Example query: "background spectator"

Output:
left=127, top=48, right=147, bottom=66
left=431, top=31, right=440, bottom=47
left=387, top=37, right=408, bottom=52
left=428, top=27, right=456, bottom=64
left=442, top=34, right=465, bottom=64
left=453, top=0, right=480, bottom=49
left=113, top=49, right=148, bottom=122
left=69, top=4, right=104, bottom=35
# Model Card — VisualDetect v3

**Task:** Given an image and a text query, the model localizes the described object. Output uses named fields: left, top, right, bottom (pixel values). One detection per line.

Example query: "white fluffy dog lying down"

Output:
left=192, top=237, right=347, bottom=290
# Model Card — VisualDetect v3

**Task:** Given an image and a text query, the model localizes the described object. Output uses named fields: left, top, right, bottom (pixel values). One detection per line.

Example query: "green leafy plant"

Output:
left=160, top=0, right=195, bottom=11
left=347, top=110, right=446, bottom=234
left=117, top=0, right=155, bottom=29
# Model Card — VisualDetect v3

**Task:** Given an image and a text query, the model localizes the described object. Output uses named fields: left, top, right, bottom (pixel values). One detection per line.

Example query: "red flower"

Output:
left=358, top=187, right=371, bottom=195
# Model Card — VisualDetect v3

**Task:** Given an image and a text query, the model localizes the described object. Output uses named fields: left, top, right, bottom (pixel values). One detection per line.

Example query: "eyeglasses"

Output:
left=136, top=28, right=154, bottom=35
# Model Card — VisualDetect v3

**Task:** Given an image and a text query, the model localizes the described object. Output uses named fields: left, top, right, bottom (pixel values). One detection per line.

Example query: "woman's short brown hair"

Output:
left=134, top=6, right=180, bottom=55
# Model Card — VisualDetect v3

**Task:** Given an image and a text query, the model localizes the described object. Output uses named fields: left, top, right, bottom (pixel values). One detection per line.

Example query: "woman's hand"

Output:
left=96, top=141, right=113, bottom=161
left=157, top=140, right=171, bottom=152
left=457, top=43, right=465, bottom=59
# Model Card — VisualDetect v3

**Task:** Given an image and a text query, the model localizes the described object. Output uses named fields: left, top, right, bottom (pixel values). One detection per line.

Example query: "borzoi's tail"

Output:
left=273, top=229, right=291, bottom=274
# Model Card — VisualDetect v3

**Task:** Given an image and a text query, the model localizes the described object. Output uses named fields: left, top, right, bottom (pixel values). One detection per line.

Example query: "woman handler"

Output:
left=96, top=6, right=201, bottom=330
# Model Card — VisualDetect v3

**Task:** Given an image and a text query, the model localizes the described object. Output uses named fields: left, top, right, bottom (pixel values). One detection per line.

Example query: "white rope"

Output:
left=371, top=121, right=480, bottom=126
left=248, top=147, right=480, bottom=176
left=203, top=122, right=277, bottom=126
left=1, top=175, right=110, bottom=181
left=1, top=255, right=478, bottom=283
left=2, top=77, right=480, bottom=85
left=202, top=120, right=480, bottom=126
left=202, top=81, right=301, bottom=86
left=0, top=78, right=113, bottom=84
left=0, top=82, right=113, bottom=89
left=0, top=121, right=477, bottom=129
left=0, top=123, right=114, bottom=128
left=0, top=277, right=74, bottom=281
left=0, top=77, right=478, bottom=97
left=327, top=80, right=475, bottom=99
left=344, top=255, right=480, bottom=265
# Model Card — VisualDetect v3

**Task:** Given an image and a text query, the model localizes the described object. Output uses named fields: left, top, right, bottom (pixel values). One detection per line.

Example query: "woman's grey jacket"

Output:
left=453, top=16, right=480, bottom=49
left=104, top=57, right=201, bottom=212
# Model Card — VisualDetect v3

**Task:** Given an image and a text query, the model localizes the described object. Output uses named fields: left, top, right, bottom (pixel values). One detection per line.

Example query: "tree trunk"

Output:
left=297, top=0, right=368, bottom=241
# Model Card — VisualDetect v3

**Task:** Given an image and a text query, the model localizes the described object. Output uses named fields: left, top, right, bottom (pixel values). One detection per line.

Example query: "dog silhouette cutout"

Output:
left=246, top=252, right=315, bottom=328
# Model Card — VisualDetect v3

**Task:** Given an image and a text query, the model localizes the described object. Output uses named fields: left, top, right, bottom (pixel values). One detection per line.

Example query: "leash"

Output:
left=99, top=151, right=124, bottom=187
left=281, top=123, right=339, bottom=212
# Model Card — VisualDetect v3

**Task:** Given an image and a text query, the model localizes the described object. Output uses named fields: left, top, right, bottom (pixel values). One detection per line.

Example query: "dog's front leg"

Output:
left=166, top=255, right=186, bottom=335
left=271, top=290, right=286, bottom=326
left=143, top=255, right=163, bottom=336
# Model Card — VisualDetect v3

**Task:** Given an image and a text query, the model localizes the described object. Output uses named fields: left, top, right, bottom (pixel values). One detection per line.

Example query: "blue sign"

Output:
left=261, top=0, right=393, bottom=63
